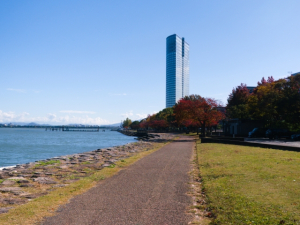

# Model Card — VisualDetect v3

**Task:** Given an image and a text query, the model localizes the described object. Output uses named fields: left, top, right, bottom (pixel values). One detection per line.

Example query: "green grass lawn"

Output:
left=196, top=141, right=300, bottom=225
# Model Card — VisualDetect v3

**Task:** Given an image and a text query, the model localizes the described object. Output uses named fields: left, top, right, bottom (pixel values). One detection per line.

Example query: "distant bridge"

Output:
left=45, top=127, right=99, bottom=132
left=0, top=125, right=118, bottom=131
left=45, top=126, right=107, bottom=132
left=45, top=126, right=111, bottom=132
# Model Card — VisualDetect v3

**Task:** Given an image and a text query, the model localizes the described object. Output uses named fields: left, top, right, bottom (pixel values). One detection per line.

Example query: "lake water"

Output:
left=0, top=128, right=136, bottom=168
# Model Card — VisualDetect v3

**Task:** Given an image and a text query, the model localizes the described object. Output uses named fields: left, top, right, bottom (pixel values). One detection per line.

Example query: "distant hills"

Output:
left=108, top=123, right=121, bottom=126
left=5, top=122, right=51, bottom=126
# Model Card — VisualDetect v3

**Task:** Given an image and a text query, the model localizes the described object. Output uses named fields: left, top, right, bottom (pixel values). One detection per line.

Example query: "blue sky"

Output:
left=1, top=0, right=300, bottom=125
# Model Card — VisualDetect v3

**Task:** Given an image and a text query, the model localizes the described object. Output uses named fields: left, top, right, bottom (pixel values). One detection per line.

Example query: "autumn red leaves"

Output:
left=227, top=74, right=300, bottom=130
left=134, top=95, right=225, bottom=136
left=173, top=95, right=225, bottom=135
left=124, top=74, right=300, bottom=134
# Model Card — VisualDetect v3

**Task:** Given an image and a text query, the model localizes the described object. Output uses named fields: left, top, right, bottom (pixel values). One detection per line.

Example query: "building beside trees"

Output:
left=166, top=34, right=189, bottom=108
left=225, top=74, right=300, bottom=135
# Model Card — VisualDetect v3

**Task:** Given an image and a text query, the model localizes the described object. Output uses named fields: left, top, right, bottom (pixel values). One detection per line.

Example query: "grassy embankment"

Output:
left=196, top=139, right=300, bottom=224
left=0, top=139, right=174, bottom=225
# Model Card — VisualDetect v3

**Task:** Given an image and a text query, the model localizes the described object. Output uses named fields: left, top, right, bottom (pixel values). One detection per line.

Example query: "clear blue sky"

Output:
left=1, top=0, right=299, bottom=125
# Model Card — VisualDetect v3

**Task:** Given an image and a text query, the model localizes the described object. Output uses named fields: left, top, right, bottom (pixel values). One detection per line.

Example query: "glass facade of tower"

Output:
left=166, top=34, right=189, bottom=108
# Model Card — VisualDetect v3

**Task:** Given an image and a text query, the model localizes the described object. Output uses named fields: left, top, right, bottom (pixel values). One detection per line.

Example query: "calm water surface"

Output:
left=0, top=128, right=136, bottom=167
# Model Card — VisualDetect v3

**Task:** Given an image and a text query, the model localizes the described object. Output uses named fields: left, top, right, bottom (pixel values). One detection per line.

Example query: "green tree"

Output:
left=226, top=83, right=250, bottom=119
left=248, top=82, right=279, bottom=127
left=122, top=118, right=132, bottom=128
left=276, top=75, right=300, bottom=130
left=155, top=107, right=174, bottom=124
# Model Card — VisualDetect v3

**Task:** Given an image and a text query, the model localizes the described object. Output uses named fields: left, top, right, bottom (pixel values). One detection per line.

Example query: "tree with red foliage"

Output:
left=173, top=99, right=192, bottom=128
left=139, top=120, right=148, bottom=129
left=174, top=95, right=225, bottom=136
left=257, top=76, right=274, bottom=86
left=181, top=119, right=195, bottom=128
left=149, top=120, right=169, bottom=131
left=139, top=114, right=152, bottom=130
left=205, top=98, right=225, bottom=128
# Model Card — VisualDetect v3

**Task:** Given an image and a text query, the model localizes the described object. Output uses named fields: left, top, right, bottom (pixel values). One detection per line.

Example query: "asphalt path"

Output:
left=42, top=136, right=194, bottom=225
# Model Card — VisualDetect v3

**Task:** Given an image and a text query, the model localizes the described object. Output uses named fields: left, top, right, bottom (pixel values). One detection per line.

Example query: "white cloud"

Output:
left=59, top=110, right=96, bottom=114
left=0, top=110, right=15, bottom=121
left=121, top=110, right=134, bottom=118
left=51, top=115, right=109, bottom=125
left=0, top=110, right=109, bottom=125
left=47, top=113, right=56, bottom=120
left=7, top=88, right=26, bottom=93
left=0, top=110, right=29, bottom=122
left=121, top=111, right=158, bottom=121
left=136, top=113, right=147, bottom=119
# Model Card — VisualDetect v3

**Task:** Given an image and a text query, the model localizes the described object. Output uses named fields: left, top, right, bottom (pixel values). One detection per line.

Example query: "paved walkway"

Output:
left=244, top=138, right=300, bottom=148
left=42, top=136, right=194, bottom=225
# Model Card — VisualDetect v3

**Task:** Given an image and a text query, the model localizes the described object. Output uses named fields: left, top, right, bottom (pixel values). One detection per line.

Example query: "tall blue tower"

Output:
left=166, top=34, right=189, bottom=108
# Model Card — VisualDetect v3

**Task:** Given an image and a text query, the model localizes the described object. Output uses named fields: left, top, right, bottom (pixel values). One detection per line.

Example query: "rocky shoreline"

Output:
left=0, top=133, right=176, bottom=215
left=117, top=130, right=161, bottom=141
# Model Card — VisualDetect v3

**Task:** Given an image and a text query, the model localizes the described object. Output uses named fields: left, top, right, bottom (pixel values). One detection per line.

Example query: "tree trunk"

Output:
left=201, top=122, right=206, bottom=137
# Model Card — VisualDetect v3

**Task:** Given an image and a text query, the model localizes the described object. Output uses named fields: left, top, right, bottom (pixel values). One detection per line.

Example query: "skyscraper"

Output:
left=166, top=34, right=189, bottom=108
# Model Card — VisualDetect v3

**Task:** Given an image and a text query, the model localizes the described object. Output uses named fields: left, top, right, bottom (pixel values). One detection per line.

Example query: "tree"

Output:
left=257, top=76, right=274, bottom=86
left=281, top=74, right=300, bottom=130
left=173, top=99, right=192, bottom=129
left=139, top=115, right=153, bottom=130
left=139, top=120, right=148, bottom=129
left=130, top=120, right=140, bottom=129
left=226, top=83, right=251, bottom=119
left=155, top=107, right=174, bottom=125
left=248, top=78, right=283, bottom=128
left=137, top=108, right=175, bottom=131
left=174, top=95, right=225, bottom=136
left=233, top=75, right=300, bottom=130
left=122, top=118, right=132, bottom=128
left=149, top=120, right=169, bottom=131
